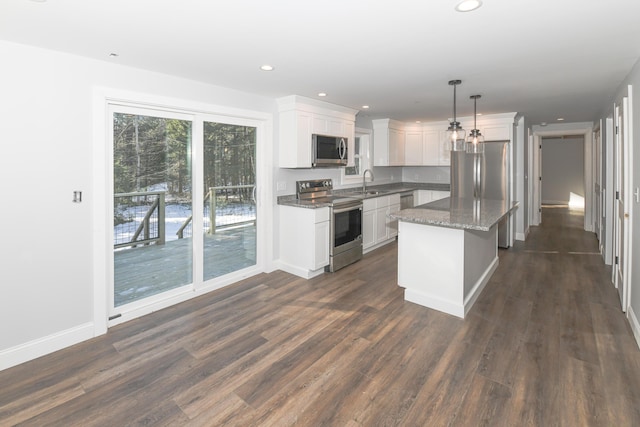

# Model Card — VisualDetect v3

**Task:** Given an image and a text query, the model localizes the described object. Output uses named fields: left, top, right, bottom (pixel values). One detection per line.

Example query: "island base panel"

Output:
left=397, top=221, right=498, bottom=318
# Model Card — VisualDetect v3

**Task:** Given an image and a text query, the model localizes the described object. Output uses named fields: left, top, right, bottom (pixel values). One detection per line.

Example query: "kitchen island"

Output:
left=390, top=197, right=518, bottom=318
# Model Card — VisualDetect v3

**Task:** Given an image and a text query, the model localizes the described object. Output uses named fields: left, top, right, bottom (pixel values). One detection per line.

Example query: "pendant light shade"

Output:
left=446, top=80, right=466, bottom=151
left=466, top=94, right=485, bottom=154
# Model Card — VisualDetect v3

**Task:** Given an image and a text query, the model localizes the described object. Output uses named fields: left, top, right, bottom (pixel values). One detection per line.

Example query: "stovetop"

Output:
left=296, top=179, right=361, bottom=207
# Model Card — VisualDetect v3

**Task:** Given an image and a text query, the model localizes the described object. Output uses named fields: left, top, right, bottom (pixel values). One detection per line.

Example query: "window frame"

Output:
left=341, top=128, right=372, bottom=185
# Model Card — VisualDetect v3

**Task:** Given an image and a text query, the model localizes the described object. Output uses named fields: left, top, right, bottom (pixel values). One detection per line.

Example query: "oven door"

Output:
left=331, top=202, right=362, bottom=255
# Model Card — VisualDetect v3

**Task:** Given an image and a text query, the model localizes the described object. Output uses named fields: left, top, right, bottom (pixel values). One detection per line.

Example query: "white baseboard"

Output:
left=628, top=306, right=640, bottom=350
left=0, top=322, right=95, bottom=371
left=463, top=257, right=499, bottom=317
left=404, top=288, right=464, bottom=318
left=272, top=260, right=325, bottom=279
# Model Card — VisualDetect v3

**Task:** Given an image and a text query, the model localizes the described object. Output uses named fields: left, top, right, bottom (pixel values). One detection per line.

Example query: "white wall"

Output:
left=541, top=136, right=585, bottom=204
left=0, top=40, right=274, bottom=370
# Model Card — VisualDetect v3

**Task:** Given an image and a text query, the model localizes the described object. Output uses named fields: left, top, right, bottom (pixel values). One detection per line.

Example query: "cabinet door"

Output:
left=422, top=131, right=440, bottom=165
left=387, top=204, right=400, bottom=238
left=404, top=131, right=423, bottom=165
left=416, top=190, right=432, bottom=205
left=375, top=207, right=388, bottom=242
left=431, top=191, right=450, bottom=201
left=362, top=209, right=376, bottom=249
left=389, top=128, right=405, bottom=166
left=313, top=221, right=330, bottom=269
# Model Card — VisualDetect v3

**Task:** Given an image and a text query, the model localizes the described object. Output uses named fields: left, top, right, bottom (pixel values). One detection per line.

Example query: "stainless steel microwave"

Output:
left=312, top=134, right=348, bottom=167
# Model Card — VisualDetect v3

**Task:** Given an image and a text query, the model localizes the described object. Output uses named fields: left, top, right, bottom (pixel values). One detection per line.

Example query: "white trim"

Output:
left=463, top=257, right=499, bottom=317
left=0, top=323, right=94, bottom=371
left=341, top=127, right=372, bottom=185
left=628, top=305, right=640, bottom=350
left=405, top=288, right=465, bottom=318
left=273, top=260, right=326, bottom=280
left=531, top=123, right=594, bottom=231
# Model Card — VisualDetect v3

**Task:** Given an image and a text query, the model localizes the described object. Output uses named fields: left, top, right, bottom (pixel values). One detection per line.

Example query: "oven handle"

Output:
left=332, top=201, right=363, bottom=213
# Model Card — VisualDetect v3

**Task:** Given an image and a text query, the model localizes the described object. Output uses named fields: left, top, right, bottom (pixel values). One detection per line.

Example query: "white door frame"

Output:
left=612, top=87, right=634, bottom=312
left=531, top=124, right=594, bottom=230
left=92, top=87, right=273, bottom=333
left=604, top=116, right=615, bottom=265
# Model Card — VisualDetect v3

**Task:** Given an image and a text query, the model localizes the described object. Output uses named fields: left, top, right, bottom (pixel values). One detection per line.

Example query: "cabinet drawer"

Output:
left=314, top=207, right=330, bottom=222
left=363, top=198, right=377, bottom=211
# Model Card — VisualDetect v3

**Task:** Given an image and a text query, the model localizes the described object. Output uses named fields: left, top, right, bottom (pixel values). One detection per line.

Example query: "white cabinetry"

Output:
left=415, top=190, right=450, bottom=206
left=404, top=128, right=423, bottom=166
left=279, top=205, right=330, bottom=278
left=363, top=194, right=401, bottom=252
left=372, top=119, right=405, bottom=166
left=371, top=113, right=515, bottom=167
left=277, top=95, right=357, bottom=168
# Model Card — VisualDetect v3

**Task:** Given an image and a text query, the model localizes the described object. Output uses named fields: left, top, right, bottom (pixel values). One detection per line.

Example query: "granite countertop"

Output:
left=278, top=182, right=450, bottom=209
left=390, top=197, right=519, bottom=231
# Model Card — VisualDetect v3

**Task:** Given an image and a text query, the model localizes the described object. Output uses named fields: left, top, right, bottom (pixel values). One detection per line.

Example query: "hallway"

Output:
left=1, top=207, right=639, bottom=426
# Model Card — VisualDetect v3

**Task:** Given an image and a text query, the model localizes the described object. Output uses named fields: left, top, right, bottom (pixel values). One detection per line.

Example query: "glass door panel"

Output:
left=203, top=122, right=257, bottom=280
left=113, top=112, right=193, bottom=307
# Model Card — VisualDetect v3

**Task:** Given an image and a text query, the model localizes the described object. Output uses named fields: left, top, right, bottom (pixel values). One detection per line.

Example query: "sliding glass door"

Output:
left=112, top=110, right=193, bottom=307
left=203, top=121, right=257, bottom=281
left=109, top=105, right=260, bottom=317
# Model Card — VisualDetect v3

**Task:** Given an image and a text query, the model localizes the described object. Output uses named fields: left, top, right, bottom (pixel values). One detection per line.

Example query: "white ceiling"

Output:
left=2, top=0, right=640, bottom=125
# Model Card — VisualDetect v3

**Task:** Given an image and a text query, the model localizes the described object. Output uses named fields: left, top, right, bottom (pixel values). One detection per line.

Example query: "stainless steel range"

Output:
left=296, top=179, right=363, bottom=272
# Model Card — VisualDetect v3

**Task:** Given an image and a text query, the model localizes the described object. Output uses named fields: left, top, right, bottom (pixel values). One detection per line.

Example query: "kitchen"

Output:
left=2, top=0, right=640, bottom=424
left=275, top=93, right=518, bottom=318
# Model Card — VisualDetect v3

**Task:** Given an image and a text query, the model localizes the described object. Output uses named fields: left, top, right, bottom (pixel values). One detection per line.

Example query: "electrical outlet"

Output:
left=276, top=181, right=286, bottom=191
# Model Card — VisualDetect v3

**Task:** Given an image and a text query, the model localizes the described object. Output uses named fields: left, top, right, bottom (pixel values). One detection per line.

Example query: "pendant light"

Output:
left=445, top=80, right=466, bottom=151
left=466, top=94, right=485, bottom=154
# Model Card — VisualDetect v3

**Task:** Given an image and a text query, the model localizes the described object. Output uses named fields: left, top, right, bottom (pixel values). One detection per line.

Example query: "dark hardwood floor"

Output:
left=2, top=206, right=640, bottom=426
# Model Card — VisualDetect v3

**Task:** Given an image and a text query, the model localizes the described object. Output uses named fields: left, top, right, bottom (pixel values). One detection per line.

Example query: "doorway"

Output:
left=104, top=100, right=265, bottom=324
left=531, top=125, right=594, bottom=230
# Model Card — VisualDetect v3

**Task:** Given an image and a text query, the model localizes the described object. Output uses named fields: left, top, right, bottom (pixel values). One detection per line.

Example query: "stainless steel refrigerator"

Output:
left=450, top=140, right=511, bottom=248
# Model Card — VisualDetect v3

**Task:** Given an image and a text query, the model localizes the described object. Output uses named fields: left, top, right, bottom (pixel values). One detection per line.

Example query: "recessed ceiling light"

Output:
left=541, top=122, right=548, bottom=126
left=455, top=0, right=483, bottom=12
left=318, top=92, right=327, bottom=97
left=557, top=117, right=565, bottom=121
left=362, top=105, right=370, bottom=109
left=108, top=53, right=119, bottom=58
left=416, top=120, right=421, bottom=124
left=260, top=65, right=274, bottom=71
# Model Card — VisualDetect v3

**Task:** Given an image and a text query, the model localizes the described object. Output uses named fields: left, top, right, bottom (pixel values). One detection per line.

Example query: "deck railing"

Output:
left=177, top=185, right=256, bottom=239
left=114, top=191, right=166, bottom=249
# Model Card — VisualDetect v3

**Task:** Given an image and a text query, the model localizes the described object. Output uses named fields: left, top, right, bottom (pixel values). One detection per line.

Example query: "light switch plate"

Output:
left=277, top=181, right=286, bottom=191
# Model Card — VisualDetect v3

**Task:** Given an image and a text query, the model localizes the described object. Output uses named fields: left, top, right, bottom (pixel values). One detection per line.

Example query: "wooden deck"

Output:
left=114, top=225, right=256, bottom=306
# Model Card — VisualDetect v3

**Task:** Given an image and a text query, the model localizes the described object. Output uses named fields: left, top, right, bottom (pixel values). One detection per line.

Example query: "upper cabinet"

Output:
left=277, top=95, right=358, bottom=168
left=372, top=119, right=406, bottom=166
left=373, top=113, right=516, bottom=167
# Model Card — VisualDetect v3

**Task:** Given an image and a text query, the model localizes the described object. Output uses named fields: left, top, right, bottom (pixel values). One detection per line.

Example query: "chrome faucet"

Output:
left=362, top=169, right=374, bottom=193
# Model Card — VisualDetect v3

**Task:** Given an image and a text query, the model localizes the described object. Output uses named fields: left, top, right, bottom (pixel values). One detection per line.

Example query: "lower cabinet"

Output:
left=415, top=190, right=450, bottom=206
left=363, top=194, right=400, bottom=253
left=279, top=205, right=330, bottom=278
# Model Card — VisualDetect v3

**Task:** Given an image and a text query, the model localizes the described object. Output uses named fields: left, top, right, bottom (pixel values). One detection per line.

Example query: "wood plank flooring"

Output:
left=2, top=206, right=640, bottom=426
